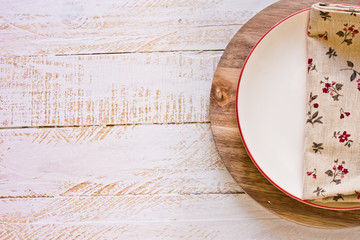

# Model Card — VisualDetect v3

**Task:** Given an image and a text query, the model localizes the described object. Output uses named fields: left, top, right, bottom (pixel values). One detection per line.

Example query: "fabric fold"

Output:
left=303, top=3, right=360, bottom=202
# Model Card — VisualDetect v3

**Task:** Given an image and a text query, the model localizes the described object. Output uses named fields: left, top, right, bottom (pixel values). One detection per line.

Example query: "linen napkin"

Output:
left=303, top=3, right=360, bottom=202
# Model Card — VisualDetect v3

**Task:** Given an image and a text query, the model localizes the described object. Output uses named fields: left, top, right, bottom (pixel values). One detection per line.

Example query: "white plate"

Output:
left=236, top=9, right=360, bottom=210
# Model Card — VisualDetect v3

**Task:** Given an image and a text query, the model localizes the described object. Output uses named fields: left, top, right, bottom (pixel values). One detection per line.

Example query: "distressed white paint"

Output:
left=0, top=0, right=277, bottom=55
left=2, top=219, right=360, bottom=240
left=0, top=123, right=241, bottom=197
left=4, top=0, right=355, bottom=238
left=2, top=220, right=360, bottom=240
left=1, top=194, right=360, bottom=239
left=0, top=194, right=273, bottom=223
left=0, top=52, right=220, bottom=127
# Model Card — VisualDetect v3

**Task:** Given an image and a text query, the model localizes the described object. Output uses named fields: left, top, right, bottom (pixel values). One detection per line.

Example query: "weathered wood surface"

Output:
left=0, top=194, right=273, bottom=223
left=210, top=0, right=360, bottom=228
left=0, top=0, right=274, bottom=55
left=2, top=194, right=360, bottom=239
left=2, top=219, right=360, bottom=240
left=0, top=123, right=241, bottom=198
left=5, top=0, right=360, bottom=238
left=0, top=52, right=220, bottom=127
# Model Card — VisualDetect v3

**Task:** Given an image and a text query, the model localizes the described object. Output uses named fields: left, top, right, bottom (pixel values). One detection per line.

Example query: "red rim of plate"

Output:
left=236, top=8, right=360, bottom=211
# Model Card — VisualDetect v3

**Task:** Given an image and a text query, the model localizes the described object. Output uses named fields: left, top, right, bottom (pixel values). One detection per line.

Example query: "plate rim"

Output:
left=235, top=7, right=360, bottom=211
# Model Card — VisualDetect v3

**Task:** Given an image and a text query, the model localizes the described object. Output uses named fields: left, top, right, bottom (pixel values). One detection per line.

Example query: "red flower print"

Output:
left=355, top=191, right=360, bottom=199
left=340, top=108, right=350, bottom=119
left=325, top=159, right=349, bottom=185
left=320, top=77, right=342, bottom=101
left=337, top=23, right=359, bottom=45
left=355, top=79, right=360, bottom=91
left=306, top=93, right=323, bottom=125
left=307, top=58, right=316, bottom=73
left=307, top=168, right=317, bottom=179
left=333, top=131, right=353, bottom=147
left=339, top=131, right=350, bottom=143
left=356, top=79, right=360, bottom=91
left=318, top=31, right=328, bottom=40
left=339, top=137, right=346, bottom=143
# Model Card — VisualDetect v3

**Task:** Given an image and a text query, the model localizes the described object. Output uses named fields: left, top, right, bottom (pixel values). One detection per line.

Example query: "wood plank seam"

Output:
left=0, top=121, right=211, bottom=130
left=0, top=192, right=246, bottom=199
left=5, top=49, right=226, bottom=58
left=0, top=123, right=243, bottom=198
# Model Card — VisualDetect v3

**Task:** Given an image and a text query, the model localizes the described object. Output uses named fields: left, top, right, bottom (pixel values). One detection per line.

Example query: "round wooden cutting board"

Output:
left=210, top=0, right=360, bottom=228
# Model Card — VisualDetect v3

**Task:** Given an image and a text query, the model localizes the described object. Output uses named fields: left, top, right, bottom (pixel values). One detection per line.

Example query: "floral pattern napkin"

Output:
left=303, top=3, right=360, bottom=202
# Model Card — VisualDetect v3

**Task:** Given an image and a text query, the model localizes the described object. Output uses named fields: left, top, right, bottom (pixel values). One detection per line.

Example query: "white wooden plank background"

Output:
left=2, top=0, right=360, bottom=239
left=1, top=195, right=360, bottom=239
left=0, top=52, right=219, bottom=127
left=0, top=0, right=276, bottom=55
left=0, top=124, right=241, bottom=197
